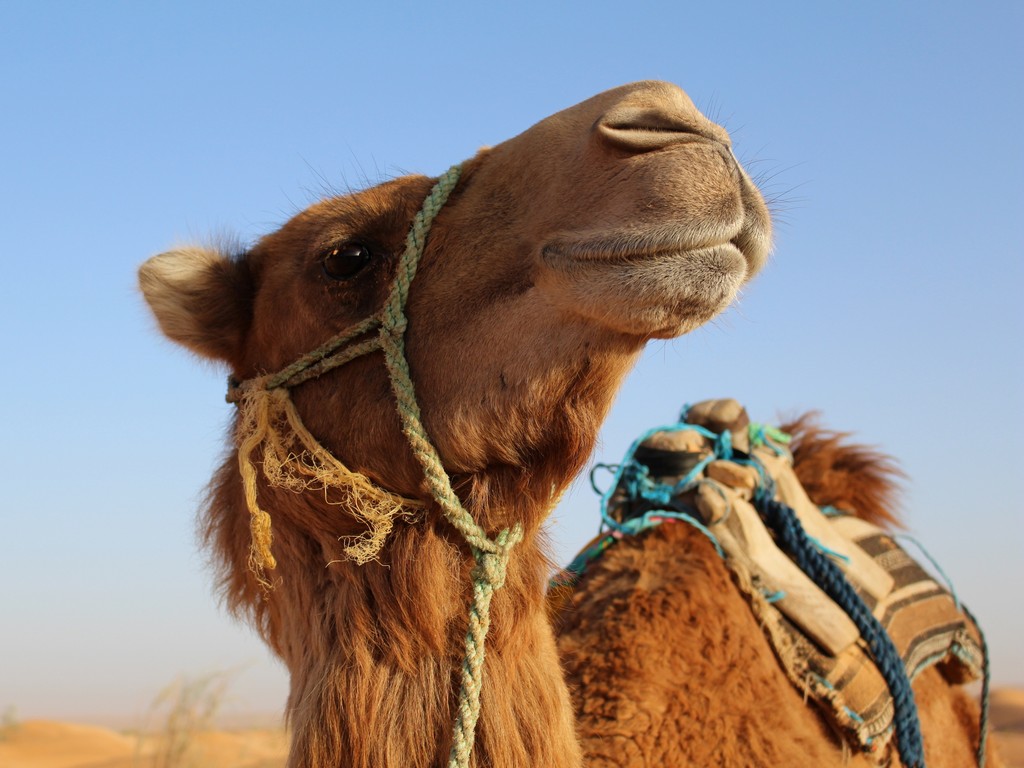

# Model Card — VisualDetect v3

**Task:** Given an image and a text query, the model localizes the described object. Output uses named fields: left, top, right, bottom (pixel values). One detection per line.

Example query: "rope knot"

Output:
left=382, top=304, right=408, bottom=338
left=226, top=373, right=271, bottom=404
left=471, top=525, right=523, bottom=591
left=474, top=551, right=506, bottom=590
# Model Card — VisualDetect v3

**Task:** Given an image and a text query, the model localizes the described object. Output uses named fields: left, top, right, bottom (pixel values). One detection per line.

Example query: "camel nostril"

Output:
left=596, top=106, right=716, bottom=153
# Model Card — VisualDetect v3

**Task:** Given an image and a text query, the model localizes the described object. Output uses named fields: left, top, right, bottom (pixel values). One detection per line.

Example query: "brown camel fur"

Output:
left=556, top=415, right=1001, bottom=767
left=139, top=81, right=771, bottom=768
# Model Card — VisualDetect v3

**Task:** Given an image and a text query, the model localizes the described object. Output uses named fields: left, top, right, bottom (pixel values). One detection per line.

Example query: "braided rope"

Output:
left=373, top=166, right=526, bottom=765
left=449, top=526, right=524, bottom=766
left=228, top=165, right=520, bottom=768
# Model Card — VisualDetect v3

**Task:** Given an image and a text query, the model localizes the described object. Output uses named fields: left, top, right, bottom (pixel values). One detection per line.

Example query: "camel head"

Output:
left=138, top=81, right=771, bottom=768
left=139, top=79, right=771, bottom=551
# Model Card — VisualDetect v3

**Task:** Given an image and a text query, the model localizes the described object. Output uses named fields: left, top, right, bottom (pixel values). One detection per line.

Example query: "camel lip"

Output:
left=536, top=240, right=750, bottom=340
left=540, top=236, right=750, bottom=273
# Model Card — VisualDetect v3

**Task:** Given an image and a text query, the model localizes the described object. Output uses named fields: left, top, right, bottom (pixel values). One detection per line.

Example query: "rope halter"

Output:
left=227, top=164, right=523, bottom=768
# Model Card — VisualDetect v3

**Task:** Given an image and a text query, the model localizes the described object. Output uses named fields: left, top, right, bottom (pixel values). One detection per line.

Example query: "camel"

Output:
left=139, top=81, right=771, bottom=768
left=555, top=409, right=1001, bottom=767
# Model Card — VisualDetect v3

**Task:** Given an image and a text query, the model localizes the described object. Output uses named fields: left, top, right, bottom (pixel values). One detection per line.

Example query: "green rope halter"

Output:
left=228, top=164, right=523, bottom=768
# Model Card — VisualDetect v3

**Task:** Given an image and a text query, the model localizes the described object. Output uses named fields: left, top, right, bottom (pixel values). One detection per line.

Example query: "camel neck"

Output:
left=260, top=513, right=581, bottom=768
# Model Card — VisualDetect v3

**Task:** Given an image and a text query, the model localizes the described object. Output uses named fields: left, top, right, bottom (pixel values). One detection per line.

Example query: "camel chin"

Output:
left=458, top=79, right=771, bottom=342
left=539, top=242, right=749, bottom=338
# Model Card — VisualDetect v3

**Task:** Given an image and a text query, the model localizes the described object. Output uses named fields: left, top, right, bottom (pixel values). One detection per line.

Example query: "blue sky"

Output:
left=1, top=2, right=1020, bottom=722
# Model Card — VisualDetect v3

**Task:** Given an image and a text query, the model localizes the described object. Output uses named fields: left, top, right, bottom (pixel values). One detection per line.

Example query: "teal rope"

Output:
left=552, top=421, right=732, bottom=590
left=641, top=510, right=725, bottom=557
left=596, top=422, right=723, bottom=532
left=547, top=508, right=724, bottom=592
left=228, top=165, right=521, bottom=768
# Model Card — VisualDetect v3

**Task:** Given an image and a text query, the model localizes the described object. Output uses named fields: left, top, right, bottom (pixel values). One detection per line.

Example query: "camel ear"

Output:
left=138, top=245, right=252, bottom=363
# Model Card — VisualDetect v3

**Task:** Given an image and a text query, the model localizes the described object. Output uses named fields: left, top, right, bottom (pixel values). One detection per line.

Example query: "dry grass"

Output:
left=0, top=671, right=288, bottom=768
left=0, top=705, right=19, bottom=742
left=134, top=672, right=231, bottom=768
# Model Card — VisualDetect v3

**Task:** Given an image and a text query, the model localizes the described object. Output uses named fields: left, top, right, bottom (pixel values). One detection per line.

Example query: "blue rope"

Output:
left=754, top=490, right=925, bottom=768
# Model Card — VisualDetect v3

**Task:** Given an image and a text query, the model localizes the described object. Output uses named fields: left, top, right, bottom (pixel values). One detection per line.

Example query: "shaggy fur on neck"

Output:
left=201, top=387, right=612, bottom=768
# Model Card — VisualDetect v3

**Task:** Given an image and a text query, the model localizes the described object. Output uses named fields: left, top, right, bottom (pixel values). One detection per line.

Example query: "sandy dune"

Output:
left=1, top=689, right=1021, bottom=768
left=0, top=721, right=138, bottom=768
left=992, top=688, right=1024, bottom=767
left=0, top=720, right=288, bottom=768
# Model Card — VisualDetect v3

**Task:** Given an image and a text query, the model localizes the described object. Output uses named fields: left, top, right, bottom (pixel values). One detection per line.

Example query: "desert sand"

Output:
left=992, top=688, right=1024, bottom=767
left=1, top=689, right=1021, bottom=768
left=0, top=719, right=289, bottom=768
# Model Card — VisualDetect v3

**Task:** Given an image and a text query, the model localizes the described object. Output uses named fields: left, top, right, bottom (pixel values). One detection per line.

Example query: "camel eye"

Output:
left=321, top=242, right=372, bottom=280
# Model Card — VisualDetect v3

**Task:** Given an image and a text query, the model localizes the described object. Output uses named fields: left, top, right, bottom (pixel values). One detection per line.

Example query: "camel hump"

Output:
left=560, top=398, right=987, bottom=763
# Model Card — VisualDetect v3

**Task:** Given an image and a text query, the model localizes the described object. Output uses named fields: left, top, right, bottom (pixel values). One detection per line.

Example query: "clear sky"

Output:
left=1, top=1, right=1021, bottom=723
